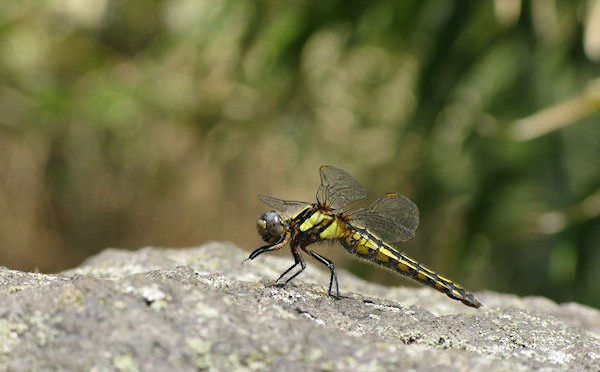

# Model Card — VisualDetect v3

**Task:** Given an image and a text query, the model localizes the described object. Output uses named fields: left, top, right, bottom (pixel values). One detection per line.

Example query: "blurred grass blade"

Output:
left=509, top=79, right=600, bottom=141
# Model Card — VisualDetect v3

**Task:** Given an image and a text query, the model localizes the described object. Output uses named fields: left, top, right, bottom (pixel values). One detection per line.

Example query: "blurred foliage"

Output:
left=1, top=0, right=599, bottom=307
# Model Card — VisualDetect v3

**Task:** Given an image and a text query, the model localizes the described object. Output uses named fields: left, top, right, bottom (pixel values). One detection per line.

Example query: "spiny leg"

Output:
left=246, top=232, right=308, bottom=291
left=273, top=245, right=307, bottom=287
left=244, top=232, right=290, bottom=262
left=302, top=247, right=341, bottom=299
left=246, top=244, right=279, bottom=262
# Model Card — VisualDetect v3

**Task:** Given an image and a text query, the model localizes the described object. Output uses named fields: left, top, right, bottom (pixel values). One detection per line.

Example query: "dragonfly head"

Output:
left=257, top=211, right=286, bottom=244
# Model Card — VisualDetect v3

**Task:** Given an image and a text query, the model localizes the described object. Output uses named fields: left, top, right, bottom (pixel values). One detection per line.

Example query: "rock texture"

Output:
left=1, top=243, right=599, bottom=371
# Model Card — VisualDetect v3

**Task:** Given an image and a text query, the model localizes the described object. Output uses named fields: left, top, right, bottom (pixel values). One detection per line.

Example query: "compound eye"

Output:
left=256, top=211, right=285, bottom=244
left=267, top=213, right=282, bottom=232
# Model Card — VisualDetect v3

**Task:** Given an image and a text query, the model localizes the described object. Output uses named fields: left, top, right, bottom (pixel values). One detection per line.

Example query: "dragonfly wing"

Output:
left=316, top=165, right=367, bottom=210
left=351, top=192, right=419, bottom=243
left=258, top=195, right=310, bottom=217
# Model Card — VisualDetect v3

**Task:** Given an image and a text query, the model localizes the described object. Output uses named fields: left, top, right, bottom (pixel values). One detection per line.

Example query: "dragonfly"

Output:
left=246, top=165, right=482, bottom=308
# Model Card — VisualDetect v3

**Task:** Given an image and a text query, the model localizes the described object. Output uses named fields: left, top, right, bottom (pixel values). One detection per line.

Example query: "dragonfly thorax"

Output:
left=257, top=211, right=286, bottom=244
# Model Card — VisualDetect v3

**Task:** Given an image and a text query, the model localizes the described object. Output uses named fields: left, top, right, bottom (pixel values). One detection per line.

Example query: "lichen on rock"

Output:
left=1, top=243, right=599, bottom=371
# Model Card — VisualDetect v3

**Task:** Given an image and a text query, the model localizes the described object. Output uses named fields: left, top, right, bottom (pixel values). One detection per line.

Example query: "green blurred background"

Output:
left=1, top=1, right=599, bottom=308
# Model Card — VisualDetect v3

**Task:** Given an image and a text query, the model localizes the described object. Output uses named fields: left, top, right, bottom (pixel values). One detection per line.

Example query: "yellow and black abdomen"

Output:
left=341, top=227, right=482, bottom=308
left=291, top=207, right=481, bottom=308
left=294, top=208, right=349, bottom=242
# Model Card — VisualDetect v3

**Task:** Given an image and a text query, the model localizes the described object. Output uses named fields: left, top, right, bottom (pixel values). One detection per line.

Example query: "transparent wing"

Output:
left=350, top=192, right=419, bottom=243
left=316, top=165, right=367, bottom=210
left=258, top=195, right=310, bottom=217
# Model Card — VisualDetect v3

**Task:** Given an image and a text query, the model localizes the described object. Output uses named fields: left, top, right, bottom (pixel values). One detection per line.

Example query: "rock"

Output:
left=1, top=242, right=599, bottom=371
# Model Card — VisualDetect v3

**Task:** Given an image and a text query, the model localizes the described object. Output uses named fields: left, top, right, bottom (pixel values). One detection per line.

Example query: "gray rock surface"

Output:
left=1, top=242, right=599, bottom=371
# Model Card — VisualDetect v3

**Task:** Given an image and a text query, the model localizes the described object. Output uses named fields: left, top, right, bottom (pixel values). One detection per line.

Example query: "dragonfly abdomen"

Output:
left=341, top=228, right=482, bottom=308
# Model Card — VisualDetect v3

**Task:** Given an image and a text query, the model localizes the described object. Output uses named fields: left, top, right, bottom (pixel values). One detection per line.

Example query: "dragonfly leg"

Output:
left=245, top=232, right=290, bottom=262
left=303, top=248, right=340, bottom=299
left=276, top=244, right=306, bottom=286
left=246, top=244, right=279, bottom=261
